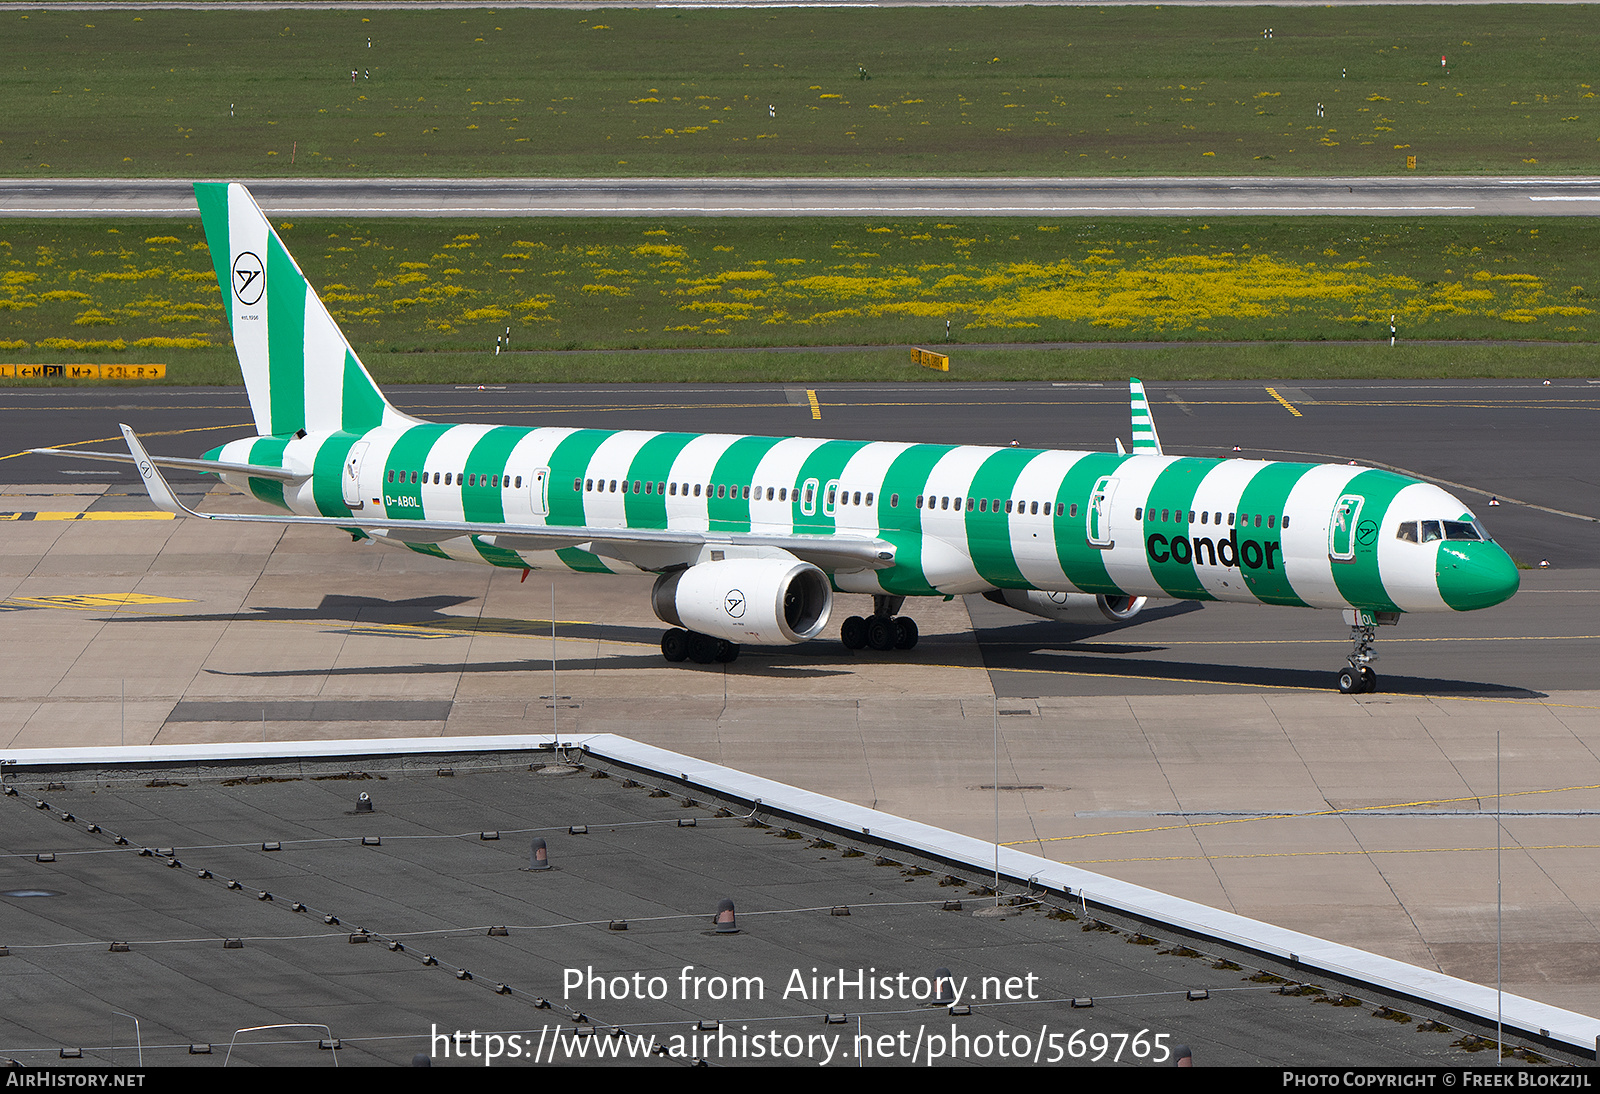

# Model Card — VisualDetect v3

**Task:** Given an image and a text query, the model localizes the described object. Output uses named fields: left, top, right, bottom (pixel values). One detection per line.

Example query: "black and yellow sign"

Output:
left=1, top=364, right=167, bottom=380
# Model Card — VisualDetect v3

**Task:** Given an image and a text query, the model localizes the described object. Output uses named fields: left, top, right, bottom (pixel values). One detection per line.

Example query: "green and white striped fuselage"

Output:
left=210, top=422, right=1509, bottom=616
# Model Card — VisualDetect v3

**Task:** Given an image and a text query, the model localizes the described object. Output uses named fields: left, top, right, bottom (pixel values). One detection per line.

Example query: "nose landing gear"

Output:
left=1336, top=609, right=1396, bottom=694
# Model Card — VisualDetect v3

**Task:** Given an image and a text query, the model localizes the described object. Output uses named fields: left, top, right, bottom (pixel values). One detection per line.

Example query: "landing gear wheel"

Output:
left=715, top=639, right=741, bottom=664
left=1337, top=667, right=1361, bottom=695
left=892, top=616, right=919, bottom=651
left=1359, top=666, right=1377, bottom=693
left=661, top=628, right=689, bottom=663
left=687, top=631, right=720, bottom=665
left=865, top=614, right=896, bottom=651
left=841, top=615, right=867, bottom=650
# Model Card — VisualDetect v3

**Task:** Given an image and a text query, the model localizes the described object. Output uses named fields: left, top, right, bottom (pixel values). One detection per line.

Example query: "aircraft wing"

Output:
left=28, top=445, right=309, bottom=484
left=115, top=426, right=896, bottom=573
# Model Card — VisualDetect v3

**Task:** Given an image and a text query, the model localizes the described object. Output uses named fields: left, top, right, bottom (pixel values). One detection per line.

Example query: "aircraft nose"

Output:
left=1437, top=541, right=1520, bottom=611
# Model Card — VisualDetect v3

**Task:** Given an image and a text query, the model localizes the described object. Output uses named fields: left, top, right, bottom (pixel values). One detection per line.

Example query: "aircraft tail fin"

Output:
left=193, top=182, right=412, bottom=438
left=1129, top=377, right=1163, bottom=456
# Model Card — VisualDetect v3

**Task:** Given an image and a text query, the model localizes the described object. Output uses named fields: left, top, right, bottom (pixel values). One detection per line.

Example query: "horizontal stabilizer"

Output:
left=29, top=446, right=307, bottom=483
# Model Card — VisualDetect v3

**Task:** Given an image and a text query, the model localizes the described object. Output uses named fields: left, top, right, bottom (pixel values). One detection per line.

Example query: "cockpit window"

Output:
left=1399, top=519, right=1489, bottom=544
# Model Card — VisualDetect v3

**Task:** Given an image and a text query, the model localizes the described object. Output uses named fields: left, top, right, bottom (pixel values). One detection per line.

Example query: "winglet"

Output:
left=120, top=424, right=198, bottom=517
left=1129, top=377, right=1164, bottom=456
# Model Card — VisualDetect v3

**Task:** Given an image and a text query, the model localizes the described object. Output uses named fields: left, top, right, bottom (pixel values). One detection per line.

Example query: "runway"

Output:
left=6, top=176, right=1600, bottom=218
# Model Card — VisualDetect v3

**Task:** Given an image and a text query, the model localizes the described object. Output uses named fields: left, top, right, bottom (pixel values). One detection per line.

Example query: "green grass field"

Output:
left=3, top=216, right=1596, bottom=368
left=5, top=6, right=1600, bottom=177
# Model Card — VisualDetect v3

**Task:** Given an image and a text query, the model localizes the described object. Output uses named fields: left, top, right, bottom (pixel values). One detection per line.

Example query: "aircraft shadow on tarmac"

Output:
left=103, top=593, right=1543, bottom=697
left=972, top=615, right=1546, bottom=699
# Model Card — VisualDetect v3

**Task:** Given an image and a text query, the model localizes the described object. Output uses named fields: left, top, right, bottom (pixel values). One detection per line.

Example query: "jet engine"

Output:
left=984, top=589, right=1147, bottom=624
left=652, top=558, right=833, bottom=645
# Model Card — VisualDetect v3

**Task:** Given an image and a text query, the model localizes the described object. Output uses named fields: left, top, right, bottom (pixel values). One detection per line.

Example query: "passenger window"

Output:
left=780, top=487, right=787, bottom=501
left=979, top=499, right=988, bottom=513
left=1043, top=502, right=1052, bottom=516
left=1283, top=516, right=1290, bottom=529
left=1070, top=504, right=1079, bottom=518
left=387, top=470, right=395, bottom=483
left=433, top=472, right=441, bottom=485
left=1030, top=502, right=1038, bottom=515
left=742, top=486, right=750, bottom=500
left=1136, top=507, right=1143, bottom=520
left=1267, top=515, right=1275, bottom=528
left=941, top=497, right=950, bottom=510
left=695, top=484, right=702, bottom=497
left=866, top=492, right=874, bottom=507
left=890, top=493, right=898, bottom=508
left=916, top=496, right=924, bottom=508
left=853, top=491, right=861, bottom=506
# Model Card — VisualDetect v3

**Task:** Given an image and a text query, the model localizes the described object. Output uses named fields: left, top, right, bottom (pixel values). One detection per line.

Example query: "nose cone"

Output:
left=1437, top=541, right=1520, bottom=611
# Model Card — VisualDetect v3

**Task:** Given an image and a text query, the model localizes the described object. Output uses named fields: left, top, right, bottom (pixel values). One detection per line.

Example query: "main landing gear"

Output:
left=660, top=628, right=740, bottom=665
left=840, top=596, right=920, bottom=653
left=1336, top=614, right=1382, bottom=694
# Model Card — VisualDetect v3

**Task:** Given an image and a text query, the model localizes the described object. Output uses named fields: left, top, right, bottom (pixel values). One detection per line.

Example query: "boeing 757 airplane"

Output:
left=36, top=183, right=1520, bottom=693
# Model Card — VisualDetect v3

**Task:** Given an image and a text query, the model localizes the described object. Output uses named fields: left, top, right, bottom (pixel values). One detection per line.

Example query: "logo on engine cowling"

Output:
left=724, top=590, right=746, bottom=618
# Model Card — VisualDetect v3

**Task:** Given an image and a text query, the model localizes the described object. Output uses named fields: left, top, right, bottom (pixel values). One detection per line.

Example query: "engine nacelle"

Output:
left=652, top=558, right=833, bottom=645
left=984, top=589, right=1147, bottom=625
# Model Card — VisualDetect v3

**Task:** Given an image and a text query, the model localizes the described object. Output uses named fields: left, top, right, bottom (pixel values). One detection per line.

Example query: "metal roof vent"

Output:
left=529, top=838, right=551, bottom=871
left=713, top=898, right=739, bottom=934
left=355, top=792, right=373, bottom=814
left=223, top=939, right=243, bottom=949
left=933, top=968, right=956, bottom=1006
